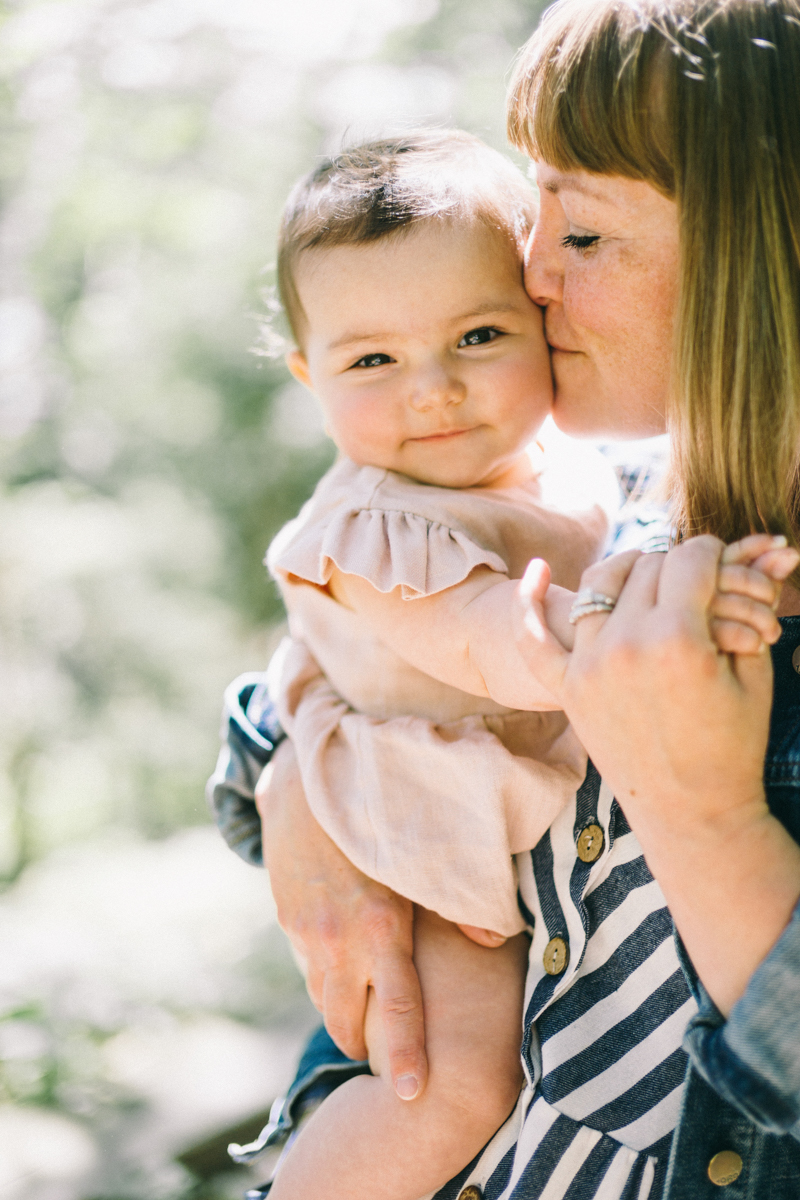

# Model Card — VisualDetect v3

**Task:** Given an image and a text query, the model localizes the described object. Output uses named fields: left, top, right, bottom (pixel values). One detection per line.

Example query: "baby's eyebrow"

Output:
left=327, top=330, right=394, bottom=352
left=326, top=302, right=521, bottom=352
left=451, top=301, right=520, bottom=323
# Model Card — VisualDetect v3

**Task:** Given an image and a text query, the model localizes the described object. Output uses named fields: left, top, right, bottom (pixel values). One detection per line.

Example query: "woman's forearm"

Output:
left=624, top=796, right=800, bottom=1015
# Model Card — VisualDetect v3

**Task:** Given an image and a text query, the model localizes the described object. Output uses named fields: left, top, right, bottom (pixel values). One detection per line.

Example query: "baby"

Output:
left=259, top=132, right=790, bottom=1200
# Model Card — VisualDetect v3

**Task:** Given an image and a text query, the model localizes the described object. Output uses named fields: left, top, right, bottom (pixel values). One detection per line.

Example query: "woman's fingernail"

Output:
left=395, top=1074, right=419, bottom=1100
left=769, top=535, right=789, bottom=548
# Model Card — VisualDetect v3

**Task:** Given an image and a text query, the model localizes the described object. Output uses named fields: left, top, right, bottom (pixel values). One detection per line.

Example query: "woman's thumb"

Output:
left=514, top=558, right=569, bottom=697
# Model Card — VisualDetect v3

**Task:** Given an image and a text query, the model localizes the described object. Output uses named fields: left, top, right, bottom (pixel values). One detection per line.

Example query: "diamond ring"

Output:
left=568, top=589, right=618, bottom=625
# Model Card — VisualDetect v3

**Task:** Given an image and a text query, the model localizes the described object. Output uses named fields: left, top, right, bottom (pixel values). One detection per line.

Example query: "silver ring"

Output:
left=568, top=589, right=618, bottom=625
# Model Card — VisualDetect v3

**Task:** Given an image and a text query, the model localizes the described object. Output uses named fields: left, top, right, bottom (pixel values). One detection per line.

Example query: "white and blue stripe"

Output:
left=434, top=763, right=696, bottom=1200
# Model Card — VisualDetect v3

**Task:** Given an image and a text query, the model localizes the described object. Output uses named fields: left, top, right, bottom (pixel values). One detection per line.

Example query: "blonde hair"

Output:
left=509, top=0, right=800, bottom=553
left=277, top=130, right=537, bottom=347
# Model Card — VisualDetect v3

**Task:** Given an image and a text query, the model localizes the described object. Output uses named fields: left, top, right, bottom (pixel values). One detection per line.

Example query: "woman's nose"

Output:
left=408, top=364, right=466, bottom=412
left=524, top=221, right=564, bottom=307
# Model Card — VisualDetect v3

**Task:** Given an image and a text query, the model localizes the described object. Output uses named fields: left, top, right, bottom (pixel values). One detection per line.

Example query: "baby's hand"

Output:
left=538, top=533, right=798, bottom=658
left=711, top=534, right=799, bottom=655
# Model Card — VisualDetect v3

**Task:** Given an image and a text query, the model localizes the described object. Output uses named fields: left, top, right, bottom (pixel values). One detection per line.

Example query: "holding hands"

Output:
left=517, top=533, right=800, bottom=1014
left=520, top=533, right=797, bottom=819
left=541, top=533, right=797, bottom=659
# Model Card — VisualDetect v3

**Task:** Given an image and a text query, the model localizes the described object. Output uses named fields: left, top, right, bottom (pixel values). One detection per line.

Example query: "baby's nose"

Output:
left=408, top=365, right=466, bottom=411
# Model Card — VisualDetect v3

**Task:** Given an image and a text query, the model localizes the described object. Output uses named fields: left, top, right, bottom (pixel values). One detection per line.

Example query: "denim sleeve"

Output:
left=228, top=1025, right=369, bottom=1167
left=206, top=673, right=286, bottom=867
left=679, top=901, right=800, bottom=1139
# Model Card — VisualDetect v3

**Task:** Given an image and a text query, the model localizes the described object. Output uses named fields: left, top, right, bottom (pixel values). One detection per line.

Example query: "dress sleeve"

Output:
left=268, top=505, right=508, bottom=599
left=678, top=903, right=800, bottom=1138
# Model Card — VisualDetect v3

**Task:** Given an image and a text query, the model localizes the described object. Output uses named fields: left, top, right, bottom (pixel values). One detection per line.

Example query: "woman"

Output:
left=220, top=0, right=800, bottom=1194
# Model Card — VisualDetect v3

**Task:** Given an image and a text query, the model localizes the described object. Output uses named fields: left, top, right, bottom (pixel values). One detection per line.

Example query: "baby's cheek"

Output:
left=503, top=354, right=553, bottom=429
left=330, top=396, right=398, bottom=463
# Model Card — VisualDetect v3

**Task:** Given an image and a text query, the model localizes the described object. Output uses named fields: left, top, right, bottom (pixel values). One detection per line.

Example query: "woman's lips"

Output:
left=545, top=325, right=581, bottom=354
left=544, top=333, right=582, bottom=355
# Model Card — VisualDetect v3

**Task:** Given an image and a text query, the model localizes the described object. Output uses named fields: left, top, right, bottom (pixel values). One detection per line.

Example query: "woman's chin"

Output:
left=551, top=389, right=667, bottom=441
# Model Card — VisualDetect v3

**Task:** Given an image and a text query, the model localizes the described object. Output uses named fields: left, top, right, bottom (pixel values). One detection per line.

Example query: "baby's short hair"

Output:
left=277, top=129, right=537, bottom=347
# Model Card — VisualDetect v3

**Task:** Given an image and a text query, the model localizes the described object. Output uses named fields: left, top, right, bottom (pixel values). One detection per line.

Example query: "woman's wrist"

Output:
left=628, top=796, right=800, bottom=1015
left=624, top=781, right=771, bottom=867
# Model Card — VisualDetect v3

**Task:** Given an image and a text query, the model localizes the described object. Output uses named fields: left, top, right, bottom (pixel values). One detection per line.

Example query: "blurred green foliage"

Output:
left=0, top=0, right=547, bottom=880
left=0, top=1, right=558, bottom=1194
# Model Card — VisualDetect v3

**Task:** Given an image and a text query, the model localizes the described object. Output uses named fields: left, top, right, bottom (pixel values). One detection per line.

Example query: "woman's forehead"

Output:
left=532, top=163, right=611, bottom=202
left=533, top=161, right=677, bottom=229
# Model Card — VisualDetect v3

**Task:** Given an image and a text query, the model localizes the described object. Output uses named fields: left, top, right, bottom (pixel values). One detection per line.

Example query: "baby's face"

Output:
left=287, top=220, right=553, bottom=489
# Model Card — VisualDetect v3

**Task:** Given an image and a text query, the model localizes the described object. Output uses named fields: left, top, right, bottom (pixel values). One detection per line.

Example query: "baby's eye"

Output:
left=458, top=326, right=501, bottom=348
left=350, top=353, right=394, bottom=369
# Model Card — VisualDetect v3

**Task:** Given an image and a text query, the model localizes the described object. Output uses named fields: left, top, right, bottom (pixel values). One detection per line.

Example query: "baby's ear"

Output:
left=285, top=349, right=312, bottom=390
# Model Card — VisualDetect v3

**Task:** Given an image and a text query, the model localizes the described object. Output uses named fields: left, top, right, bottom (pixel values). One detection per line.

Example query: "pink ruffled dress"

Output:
left=267, top=453, right=615, bottom=936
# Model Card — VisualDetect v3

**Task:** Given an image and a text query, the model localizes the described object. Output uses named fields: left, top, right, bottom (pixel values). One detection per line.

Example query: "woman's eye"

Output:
left=351, top=353, right=394, bottom=369
left=561, top=233, right=601, bottom=252
left=458, top=326, right=500, bottom=348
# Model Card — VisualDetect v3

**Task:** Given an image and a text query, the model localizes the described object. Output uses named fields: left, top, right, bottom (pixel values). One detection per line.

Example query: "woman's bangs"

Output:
left=508, top=0, right=675, bottom=194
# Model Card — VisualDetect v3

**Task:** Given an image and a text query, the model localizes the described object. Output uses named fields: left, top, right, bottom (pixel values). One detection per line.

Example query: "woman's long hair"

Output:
left=509, top=0, right=800, bottom=565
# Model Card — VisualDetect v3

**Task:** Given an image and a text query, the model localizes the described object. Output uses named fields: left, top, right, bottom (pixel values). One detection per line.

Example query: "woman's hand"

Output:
left=256, top=739, right=427, bottom=1098
left=518, top=540, right=776, bottom=819
left=516, top=537, right=800, bottom=1013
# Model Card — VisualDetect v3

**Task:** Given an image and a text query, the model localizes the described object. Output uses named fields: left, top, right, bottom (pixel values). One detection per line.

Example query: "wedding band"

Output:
left=574, top=588, right=618, bottom=607
left=568, top=589, right=618, bottom=625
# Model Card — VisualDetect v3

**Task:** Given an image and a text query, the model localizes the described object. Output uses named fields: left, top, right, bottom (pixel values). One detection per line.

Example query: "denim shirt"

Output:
left=209, top=621, right=800, bottom=1197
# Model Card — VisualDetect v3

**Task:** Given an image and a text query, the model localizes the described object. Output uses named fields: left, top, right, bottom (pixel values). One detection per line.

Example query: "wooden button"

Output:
left=457, top=1188, right=483, bottom=1200
left=792, top=645, right=800, bottom=674
left=576, top=823, right=604, bottom=863
left=543, top=936, right=569, bottom=975
left=708, top=1150, right=743, bottom=1186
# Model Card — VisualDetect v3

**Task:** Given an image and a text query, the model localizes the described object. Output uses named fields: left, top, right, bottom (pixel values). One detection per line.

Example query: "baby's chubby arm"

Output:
left=329, top=563, right=560, bottom=710
left=329, top=533, right=794, bottom=712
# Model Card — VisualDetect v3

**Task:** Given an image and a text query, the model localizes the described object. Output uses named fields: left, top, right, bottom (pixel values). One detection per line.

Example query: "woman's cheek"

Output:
left=561, top=259, right=614, bottom=340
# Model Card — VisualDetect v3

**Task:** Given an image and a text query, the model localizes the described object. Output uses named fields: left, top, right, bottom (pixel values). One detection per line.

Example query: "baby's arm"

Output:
left=329, top=533, right=790, bottom=711
left=330, top=564, right=563, bottom=710
left=268, top=910, right=528, bottom=1200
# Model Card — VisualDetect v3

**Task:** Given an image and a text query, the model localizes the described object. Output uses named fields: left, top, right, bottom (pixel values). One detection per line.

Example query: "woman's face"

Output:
left=525, top=162, right=680, bottom=439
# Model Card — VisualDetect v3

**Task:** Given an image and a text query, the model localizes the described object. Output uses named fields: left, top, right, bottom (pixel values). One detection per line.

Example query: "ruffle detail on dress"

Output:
left=268, top=506, right=508, bottom=599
